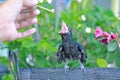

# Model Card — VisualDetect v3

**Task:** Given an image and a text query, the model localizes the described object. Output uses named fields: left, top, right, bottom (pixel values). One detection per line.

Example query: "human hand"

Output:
left=0, top=0, right=40, bottom=42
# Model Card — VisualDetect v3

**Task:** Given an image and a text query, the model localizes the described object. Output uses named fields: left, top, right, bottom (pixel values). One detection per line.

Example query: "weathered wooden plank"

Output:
left=19, top=68, right=120, bottom=80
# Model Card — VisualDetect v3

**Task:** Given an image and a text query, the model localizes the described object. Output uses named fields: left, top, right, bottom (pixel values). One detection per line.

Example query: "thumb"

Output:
left=23, top=0, right=38, bottom=7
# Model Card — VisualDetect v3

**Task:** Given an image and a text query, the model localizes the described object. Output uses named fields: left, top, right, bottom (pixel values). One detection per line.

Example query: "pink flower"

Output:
left=94, top=27, right=103, bottom=39
left=99, top=36, right=111, bottom=45
left=99, top=39, right=108, bottom=45
left=102, top=31, right=110, bottom=37
left=110, top=33, right=118, bottom=40
left=94, top=27, right=119, bottom=45
left=94, top=27, right=111, bottom=44
left=106, top=36, right=111, bottom=44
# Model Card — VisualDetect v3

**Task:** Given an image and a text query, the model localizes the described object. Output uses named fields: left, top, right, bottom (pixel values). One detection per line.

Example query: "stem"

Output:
left=37, top=5, right=55, bottom=13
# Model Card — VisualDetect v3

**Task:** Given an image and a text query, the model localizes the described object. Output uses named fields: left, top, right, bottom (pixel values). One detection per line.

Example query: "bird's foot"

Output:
left=79, top=65, right=86, bottom=75
left=64, top=65, right=69, bottom=74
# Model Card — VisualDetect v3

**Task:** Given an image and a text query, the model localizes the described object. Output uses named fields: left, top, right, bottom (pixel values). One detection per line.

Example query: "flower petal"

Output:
left=94, top=27, right=103, bottom=39
left=102, top=31, right=110, bottom=37
left=110, top=33, right=118, bottom=40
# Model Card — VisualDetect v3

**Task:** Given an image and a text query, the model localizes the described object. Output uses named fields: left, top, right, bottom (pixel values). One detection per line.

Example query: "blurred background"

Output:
left=0, top=0, right=120, bottom=79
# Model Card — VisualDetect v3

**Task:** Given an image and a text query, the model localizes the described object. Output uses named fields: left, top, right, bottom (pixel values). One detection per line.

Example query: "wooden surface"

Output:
left=19, top=68, right=120, bottom=80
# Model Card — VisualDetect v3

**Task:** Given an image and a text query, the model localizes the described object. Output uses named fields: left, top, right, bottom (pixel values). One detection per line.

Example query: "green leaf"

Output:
left=115, top=50, right=120, bottom=67
left=2, top=74, right=14, bottom=80
left=22, top=40, right=36, bottom=48
left=106, top=52, right=116, bottom=63
left=97, top=58, right=108, bottom=67
left=36, top=39, right=51, bottom=52
left=107, top=40, right=118, bottom=52
left=0, top=57, right=9, bottom=66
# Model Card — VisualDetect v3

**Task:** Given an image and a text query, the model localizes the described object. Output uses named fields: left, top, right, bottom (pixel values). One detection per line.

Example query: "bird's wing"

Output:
left=75, top=42, right=87, bottom=62
left=57, top=45, right=66, bottom=63
left=57, top=45, right=63, bottom=56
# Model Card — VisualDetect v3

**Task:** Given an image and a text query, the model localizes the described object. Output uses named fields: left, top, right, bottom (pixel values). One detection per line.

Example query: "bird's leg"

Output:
left=78, top=60, right=86, bottom=74
left=64, top=59, right=69, bottom=74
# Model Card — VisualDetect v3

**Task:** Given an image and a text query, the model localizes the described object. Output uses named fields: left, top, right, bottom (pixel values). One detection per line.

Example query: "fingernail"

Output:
left=32, top=28, right=37, bottom=32
left=32, top=18, right=37, bottom=23
left=35, top=10, right=40, bottom=15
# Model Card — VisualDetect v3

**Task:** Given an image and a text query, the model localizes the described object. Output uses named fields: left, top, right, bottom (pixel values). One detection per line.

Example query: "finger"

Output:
left=21, top=6, right=37, bottom=14
left=23, top=0, right=38, bottom=7
left=17, top=9, right=40, bottom=20
left=22, top=6, right=36, bottom=11
left=16, top=18, right=37, bottom=29
left=17, top=28, right=36, bottom=39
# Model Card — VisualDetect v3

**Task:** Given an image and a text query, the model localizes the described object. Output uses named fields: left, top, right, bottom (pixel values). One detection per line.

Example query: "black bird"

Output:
left=57, top=21, right=87, bottom=74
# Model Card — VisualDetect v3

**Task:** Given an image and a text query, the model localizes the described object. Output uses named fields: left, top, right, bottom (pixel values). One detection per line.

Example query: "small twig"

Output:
left=37, top=5, right=55, bottom=13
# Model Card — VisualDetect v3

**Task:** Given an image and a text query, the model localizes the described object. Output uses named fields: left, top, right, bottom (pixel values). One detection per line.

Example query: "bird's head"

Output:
left=59, top=21, right=72, bottom=40
left=59, top=21, right=72, bottom=35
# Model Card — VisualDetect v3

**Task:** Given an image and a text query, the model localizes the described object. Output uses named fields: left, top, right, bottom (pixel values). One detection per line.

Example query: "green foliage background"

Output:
left=1, top=1, right=120, bottom=79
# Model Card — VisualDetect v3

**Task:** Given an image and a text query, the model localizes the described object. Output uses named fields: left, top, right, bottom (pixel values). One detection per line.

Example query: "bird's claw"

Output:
left=79, top=65, right=86, bottom=75
left=64, top=65, right=69, bottom=74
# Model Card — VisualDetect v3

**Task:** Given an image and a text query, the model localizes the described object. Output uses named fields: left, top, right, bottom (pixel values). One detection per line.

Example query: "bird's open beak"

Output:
left=59, top=21, right=69, bottom=34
